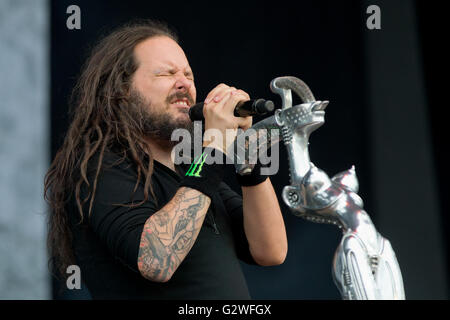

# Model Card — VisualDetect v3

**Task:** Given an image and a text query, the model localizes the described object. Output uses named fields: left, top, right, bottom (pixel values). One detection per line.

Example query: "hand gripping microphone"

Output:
left=189, top=98, right=275, bottom=121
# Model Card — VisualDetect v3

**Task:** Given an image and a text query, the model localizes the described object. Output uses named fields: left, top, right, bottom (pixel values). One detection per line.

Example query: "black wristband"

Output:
left=179, top=147, right=226, bottom=198
left=235, top=162, right=268, bottom=187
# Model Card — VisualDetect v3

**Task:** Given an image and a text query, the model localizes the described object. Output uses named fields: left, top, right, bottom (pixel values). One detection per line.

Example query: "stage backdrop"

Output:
left=47, top=0, right=448, bottom=299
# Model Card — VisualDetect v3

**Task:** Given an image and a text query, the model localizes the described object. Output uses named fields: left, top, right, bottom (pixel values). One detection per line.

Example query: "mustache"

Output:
left=166, top=92, right=195, bottom=105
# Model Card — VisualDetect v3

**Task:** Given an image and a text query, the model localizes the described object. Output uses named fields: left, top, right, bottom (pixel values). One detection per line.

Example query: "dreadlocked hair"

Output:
left=44, top=19, right=178, bottom=277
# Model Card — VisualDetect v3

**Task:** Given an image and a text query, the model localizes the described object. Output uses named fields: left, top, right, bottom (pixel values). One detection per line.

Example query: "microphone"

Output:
left=189, top=98, right=275, bottom=121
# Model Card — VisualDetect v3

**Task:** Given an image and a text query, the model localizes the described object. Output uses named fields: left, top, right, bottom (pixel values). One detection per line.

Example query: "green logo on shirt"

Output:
left=185, top=151, right=208, bottom=177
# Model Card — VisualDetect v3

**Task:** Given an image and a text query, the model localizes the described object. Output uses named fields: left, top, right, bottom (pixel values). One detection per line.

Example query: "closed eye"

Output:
left=155, top=69, right=194, bottom=80
left=157, top=71, right=174, bottom=76
left=185, top=72, right=194, bottom=80
left=155, top=68, right=176, bottom=76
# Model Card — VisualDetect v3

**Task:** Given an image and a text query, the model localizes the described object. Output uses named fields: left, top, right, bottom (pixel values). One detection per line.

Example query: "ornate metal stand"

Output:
left=234, top=76, right=405, bottom=300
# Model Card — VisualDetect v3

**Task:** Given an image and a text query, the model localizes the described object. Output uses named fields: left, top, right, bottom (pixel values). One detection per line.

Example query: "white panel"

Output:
left=0, top=0, right=50, bottom=299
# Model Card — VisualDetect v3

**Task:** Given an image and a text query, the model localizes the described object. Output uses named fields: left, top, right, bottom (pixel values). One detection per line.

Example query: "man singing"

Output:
left=45, top=19, right=287, bottom=299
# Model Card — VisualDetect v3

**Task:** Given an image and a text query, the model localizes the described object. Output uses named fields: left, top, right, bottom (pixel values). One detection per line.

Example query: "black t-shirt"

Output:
left=68, top=151, right=256, bottom=299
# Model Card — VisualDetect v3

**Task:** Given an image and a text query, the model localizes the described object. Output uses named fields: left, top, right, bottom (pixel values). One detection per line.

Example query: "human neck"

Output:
left=145, top=137, right=175, bottom=172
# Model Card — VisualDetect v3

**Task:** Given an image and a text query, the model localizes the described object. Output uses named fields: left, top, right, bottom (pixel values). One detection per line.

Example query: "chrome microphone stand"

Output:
left=233, top=76, right=405, bottom=300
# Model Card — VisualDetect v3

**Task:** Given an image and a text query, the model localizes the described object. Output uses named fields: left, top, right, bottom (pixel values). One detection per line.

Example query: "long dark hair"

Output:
left=44, top=20, right=178, bottom=277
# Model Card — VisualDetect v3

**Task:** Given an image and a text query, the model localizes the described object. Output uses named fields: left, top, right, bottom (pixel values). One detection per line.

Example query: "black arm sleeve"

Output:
left=217, top=183, right=258, bottom=265
left=81, top=153, right=158, bottom=273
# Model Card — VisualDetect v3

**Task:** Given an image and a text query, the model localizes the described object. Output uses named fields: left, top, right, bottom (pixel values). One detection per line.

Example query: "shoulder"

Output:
left=77, top=150, right=144, bottom=206
left=85, top=149, right=138, bottom=180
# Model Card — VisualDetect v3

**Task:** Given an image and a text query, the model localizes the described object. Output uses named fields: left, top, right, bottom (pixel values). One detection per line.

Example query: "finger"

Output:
left=234, top=89, right=250, bottom=101
left=203, top=88, right=236, bottom=116
left=204, top=83, right=228, bottom=104
left=221, top=91, right=249, bottom=115
left=209, top=90, right=235, bottom=116
left=204, top=83, right=231, bottom=104
left=237, top=116, right=253, bottom=130
left=210, top=86, right=237, bottom=104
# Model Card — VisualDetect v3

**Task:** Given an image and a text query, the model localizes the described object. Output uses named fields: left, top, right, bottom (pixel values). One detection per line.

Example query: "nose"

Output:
left=174, top=73, right=192, bottom=92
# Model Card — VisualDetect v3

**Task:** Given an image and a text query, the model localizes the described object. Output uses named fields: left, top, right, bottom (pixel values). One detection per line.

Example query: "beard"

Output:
left=128, top=89, right=194, bottom=147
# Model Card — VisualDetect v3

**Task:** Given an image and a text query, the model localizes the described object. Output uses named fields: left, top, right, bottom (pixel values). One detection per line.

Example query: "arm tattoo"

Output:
left=138, top=187, right=210, bottom=282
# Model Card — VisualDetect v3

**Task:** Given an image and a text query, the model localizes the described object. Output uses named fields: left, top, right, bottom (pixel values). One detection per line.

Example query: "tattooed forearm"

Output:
left=138, top=187, right=210, bottom=282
